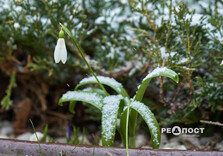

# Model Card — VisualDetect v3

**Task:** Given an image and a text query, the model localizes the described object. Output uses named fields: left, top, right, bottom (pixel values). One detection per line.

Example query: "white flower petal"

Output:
left=54, top=40, right=61, bottom=63
left=54, top=38, right=67, bottom=64
left=60, top=40, right=67, bottom=64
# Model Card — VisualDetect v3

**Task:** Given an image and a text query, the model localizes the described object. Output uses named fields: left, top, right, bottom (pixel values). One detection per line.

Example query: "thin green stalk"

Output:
left=81, top=128, right=85, bottom=144
left=7, top=150, right=24, bottom=156
left=126, top=100, right=131, bottom=156
left=59, top=23, right=109, bottom=96
left=30, top=119, right=45, bottom=156
left=66, top=145, right=78, bottom=156
left=92, top=147, right=95, bottom=156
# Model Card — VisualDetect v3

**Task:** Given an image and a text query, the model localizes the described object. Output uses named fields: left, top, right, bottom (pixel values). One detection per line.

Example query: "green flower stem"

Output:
left=30, top=119, right=45, bottom=156
left=59, top=23, right=109, bottom=96
left=125, top=99, right=131, bottom=156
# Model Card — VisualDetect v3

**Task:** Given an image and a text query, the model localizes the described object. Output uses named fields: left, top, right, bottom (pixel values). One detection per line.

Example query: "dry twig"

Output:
left=200, top=120, right=223, bottom=127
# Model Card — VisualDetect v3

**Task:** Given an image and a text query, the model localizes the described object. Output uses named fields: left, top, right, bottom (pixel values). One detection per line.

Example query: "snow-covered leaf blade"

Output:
left=82, top=88, right=107, bottom=97
left=59, top=91, right=103, bottom=110
left=130, top=101, right=161, bottom=149
left=101, top=95, right=123, bottom=146
left=135, top=67, right=178, bottom=101
left=76, top=76, right=129, bottom=98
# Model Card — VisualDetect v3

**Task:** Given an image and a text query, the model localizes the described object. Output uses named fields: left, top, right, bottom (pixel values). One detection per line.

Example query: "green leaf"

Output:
left=130, top=101, right=161, bottom=149
left=82, top=88, right=107, bottom=97
left=117, top=97, right=131, bottom=147
left=1, top=73, right=17, bottom=110
left=135, top=67, right=179, bottom=102
left=42, top=124, right=48, bottom=142
left=101, top=95, right=123, bottom=146
left=66, top=88, right=107, bottom=114
left=69, top=101, right=76, bottom=114
left=59, top=91, right=104, bottom=110
left=75, top=76, right=129, bottom=98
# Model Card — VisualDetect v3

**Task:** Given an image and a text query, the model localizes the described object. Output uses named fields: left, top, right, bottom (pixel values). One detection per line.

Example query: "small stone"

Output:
left=135, top=133, right=147, bottom=147
left=179, top=135, right=200, bottom=147
left=0, top=134, right=9, bottom=139
left=0, top=121, right=13, bottom=136
left=160, top=134, right=168, bottom=147
left=215, top=141, right=223, bottom=151
left=78, top=135, right=91, bottom=145
left=141, top=146, right=152, bottom=149
left=200, top=137, right=213, bottom=145
left=17, top=132, right=32, bottom=140
left=54, top=137, right=67, bottom=143
left=29, top=132, right=43, bottom=141
left=162, top=142, right=187, bottom=150
left=99, top=139, right=102, bottom=146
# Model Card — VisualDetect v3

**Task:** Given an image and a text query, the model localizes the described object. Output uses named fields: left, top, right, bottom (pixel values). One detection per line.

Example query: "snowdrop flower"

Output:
left=54, top=29, right=67, bottom=64
left=221, top=60, right=223, bottom=65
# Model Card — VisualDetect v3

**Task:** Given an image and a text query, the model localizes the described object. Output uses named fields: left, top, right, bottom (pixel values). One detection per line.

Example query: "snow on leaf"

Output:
left=77, top=76, right=129, bottom=98
left=186, top=13, right=204, bottom=26
left=59, top=91, right=103, bottom=110
left=101, top=95, right=123, bottom=146
left=143, top=67, right=177, bottom=82
left=80, top=76, right=122, bottom=91
left=130, top=101, right=160, bottom=149
left=135, top=67, right=178, bottom=102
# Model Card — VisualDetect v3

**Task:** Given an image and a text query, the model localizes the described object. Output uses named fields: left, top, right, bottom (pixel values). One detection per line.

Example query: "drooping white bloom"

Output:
left=54, top=38, right=67, bottom=64
left=221, top=60, right=223, bottom=65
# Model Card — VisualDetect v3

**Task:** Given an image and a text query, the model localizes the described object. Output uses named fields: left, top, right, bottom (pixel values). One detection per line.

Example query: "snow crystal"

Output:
left=185, top=14, right=205, bottom=26
left=3, top=3, right=10, bottom=10
left=106, top=46, right=115, bottom=59
left=21, top=26, right=28, bottom=34
left=128, top=61, right=143, bottom=76
left=15, top=6, right=22, bottom=12
left=41, top=18, right=48, bottom=25
left=14, top=22, right=20, bottom=29
left=160, top=47, right=168, bottom=59
left=110, top=7, right=122, bottom=17
left=217, top=2, right=223, bottom=15
left=169, top=52, right=177, bottom=57
left=76, top=23, right=82, bottom=29
left=188, top=3, right=202, bottom=13
left=198, top=1, right=209, bottom=10
left=213, top=31, right=223, bottom=42
left=87, top=28, right=95, bottom=35
left=102, top=95, right=123, bottom=141
left=155, top=14, right=168, bottom=27
left=62, top=91, right=103, bottom=109
left=130, top=101, right=159, bottom=145
left=80, top=76, right=123, bottom=92
left=120, top=0, right=128, bottom=5
left=177, top=58, right=188, bottom=64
